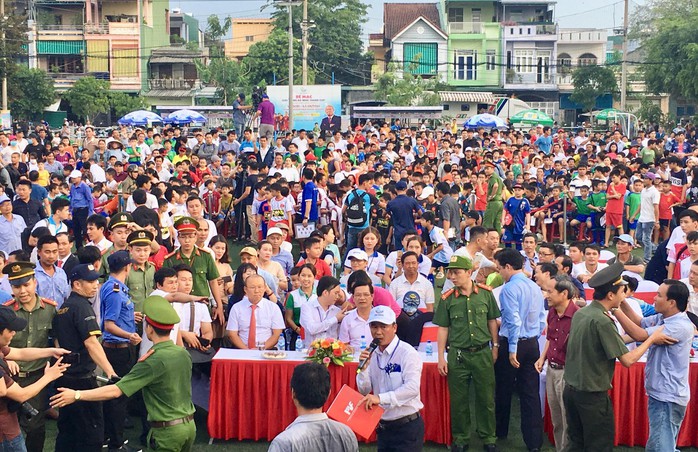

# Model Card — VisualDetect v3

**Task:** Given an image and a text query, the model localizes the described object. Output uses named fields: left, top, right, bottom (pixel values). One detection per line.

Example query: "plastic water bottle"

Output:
left=692, top=335, right=698, bottom=353
left=277, top=333, right=286, bottom=351
left=425, top=340, right=433, bottom=357
left=360, top=335, right=367, bottom=351
left=295, top=337, right=304, bottom=352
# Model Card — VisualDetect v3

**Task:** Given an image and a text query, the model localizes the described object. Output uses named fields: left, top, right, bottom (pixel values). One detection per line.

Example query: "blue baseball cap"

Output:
left=107, top=250, right=136, bottom=272
left=69, top=264, right=101, bottom=283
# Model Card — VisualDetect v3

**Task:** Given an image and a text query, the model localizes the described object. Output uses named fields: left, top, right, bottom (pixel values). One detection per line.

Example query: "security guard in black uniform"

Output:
left=53, top=264, right=117, bottom=452
left=2, top=262, right=57, bottom=452
left=100, top=251, right=140, bottom=452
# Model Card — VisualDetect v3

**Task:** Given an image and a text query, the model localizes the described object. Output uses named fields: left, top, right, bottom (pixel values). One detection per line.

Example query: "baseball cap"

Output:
left=643, top=172, right=657, bottom=180
left=108, top=250, right=136, bottom=272
left=266, top=227, right=283, bottom=237
left=396, top=181, right=408, bottom=190
left=0, top=195, right=10, bottom=205
left=614, top=234, right=635, bottom=246
left=239, top=247, right=258, bottom=257
left=0, top=306, right=27, bottom=332
left=69, top=264, right=101, bottom=283
left=69, top=170, right=82, bottom=180
left=347, top=249, right=369, bottom=261
left=368, top=305, right=397, bottom=325
left=418, top=186, right=434, bottom=200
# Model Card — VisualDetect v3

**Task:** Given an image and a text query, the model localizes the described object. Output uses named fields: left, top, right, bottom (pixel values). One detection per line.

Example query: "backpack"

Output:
left=346, top=189, right=369, bottom=227
left=645, top=238, right=672, bottom=284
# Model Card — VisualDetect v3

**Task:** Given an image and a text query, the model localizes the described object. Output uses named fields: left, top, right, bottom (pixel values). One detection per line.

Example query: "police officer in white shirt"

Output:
left=226, top=274, right=284, bottom=349
left=357, top=306, right=424, bottom=451
left=300, top=276, right=349, bottom=344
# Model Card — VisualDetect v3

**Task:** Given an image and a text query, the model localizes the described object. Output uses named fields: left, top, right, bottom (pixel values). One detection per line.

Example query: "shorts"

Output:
left=606, top=212, right=623, bottom=228
left=574, top=214, right=590, bottom=223
left=628, top=219, right=638, bottom=230
left=432, top=259, right=449, bottom=269
left=660, top=219, right=670, bottom=229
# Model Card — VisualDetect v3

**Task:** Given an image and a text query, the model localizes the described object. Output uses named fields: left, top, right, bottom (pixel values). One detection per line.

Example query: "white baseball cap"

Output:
left=347, top=249, right=369, bottom=261
left=69, top=170, right=82, bottom=180
left=418, top=186, right=434, bottom=200
left=266, top=227, right=283, bottom=237
left=368, top=306, right=396, bottom=325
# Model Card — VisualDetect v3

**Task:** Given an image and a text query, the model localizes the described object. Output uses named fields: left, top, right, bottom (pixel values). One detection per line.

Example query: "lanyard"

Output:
left=377, top=340, right=401, bottom=373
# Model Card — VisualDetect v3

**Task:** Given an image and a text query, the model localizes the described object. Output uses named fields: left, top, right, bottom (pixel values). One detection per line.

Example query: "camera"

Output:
left=251, top=86, right=266, bottom=111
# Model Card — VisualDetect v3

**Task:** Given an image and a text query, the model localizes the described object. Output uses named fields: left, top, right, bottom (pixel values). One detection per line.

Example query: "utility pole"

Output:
left=620, top=0, right=629, bottom=111
left=300, top=0, right=314, bottom=86
left=276, top=0, right=302, bottom=129
left=1, top=0, right=8, bottom=112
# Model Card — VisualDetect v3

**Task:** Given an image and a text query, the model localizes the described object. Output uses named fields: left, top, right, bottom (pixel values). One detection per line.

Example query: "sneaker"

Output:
left=435, top=269, right=445, bottom=280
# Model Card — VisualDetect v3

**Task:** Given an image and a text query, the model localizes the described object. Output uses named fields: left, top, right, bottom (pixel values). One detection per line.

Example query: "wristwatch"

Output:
left=492, top=343, right=500, bottom=348
left=74, top=390, right=81, bottom=401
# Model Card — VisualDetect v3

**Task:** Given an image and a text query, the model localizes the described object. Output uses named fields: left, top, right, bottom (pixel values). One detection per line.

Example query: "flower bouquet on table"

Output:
left=306, top=338, right=354, bottom=367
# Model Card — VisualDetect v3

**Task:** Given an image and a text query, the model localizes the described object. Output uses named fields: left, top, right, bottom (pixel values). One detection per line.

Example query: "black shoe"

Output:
left=483, top=445, right=498, bottom=452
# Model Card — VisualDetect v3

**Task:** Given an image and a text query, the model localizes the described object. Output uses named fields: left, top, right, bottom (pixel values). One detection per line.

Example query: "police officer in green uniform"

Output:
left=163, top=217, right=224, bottom=324
left=50, top=295, right=197, bottom=452
left=2, top=261, right=57, bottom=452
left=433, top=255, right=501, bottom=452
left=563, top=263, right=669, bottom=451
left=482, top=162, right=503, bottom=233
left=101, top=212, right=133, bottom=276
left=125, top=230, right=156, bottom=314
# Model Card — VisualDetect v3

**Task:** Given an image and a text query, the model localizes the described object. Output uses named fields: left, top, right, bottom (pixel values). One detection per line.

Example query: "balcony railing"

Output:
left=448, top=22, right=484, bottom=34
left=84, top=21, right=139, bottom=35
left=147, top=78, right=200, bottom=90
left=84, top=23, right=109, bottom=34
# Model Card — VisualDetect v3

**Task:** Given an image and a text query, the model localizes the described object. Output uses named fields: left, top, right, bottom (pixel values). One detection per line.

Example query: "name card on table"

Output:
left=327, top=384, right=384, bottom=439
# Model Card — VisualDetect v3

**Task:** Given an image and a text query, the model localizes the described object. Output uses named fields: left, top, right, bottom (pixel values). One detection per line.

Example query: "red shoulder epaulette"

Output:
left=441, top=288, right=455, bottom=300
left=2, top=299, right=15, bottom=309
left=138, top=349, right=155, bottom=362
left=477, top=283, right=493, bottom=291
left=164, top=250, right=177, bottom=260
left=40, top=297, right=57, bottom=307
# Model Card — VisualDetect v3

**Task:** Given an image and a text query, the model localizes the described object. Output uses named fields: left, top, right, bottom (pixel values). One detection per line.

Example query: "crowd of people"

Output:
left=0, top=113, right=695, bottom=452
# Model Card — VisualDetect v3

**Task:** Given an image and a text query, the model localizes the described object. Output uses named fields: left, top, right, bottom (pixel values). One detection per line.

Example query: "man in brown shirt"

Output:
left=535, top=275, right=580, bottom=451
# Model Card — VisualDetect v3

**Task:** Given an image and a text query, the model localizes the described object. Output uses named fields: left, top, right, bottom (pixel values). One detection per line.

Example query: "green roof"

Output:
left=37, top=40, right=84, bottom=55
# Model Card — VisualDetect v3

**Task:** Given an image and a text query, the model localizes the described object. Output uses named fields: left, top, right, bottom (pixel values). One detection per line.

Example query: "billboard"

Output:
left=266, top=84, right=341, bottom=131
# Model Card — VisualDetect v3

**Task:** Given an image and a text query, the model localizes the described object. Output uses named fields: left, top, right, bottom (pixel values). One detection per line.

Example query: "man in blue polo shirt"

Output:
left=387, top=181, right=424, bottom=250
left=300, top=168, right=319, bottom=227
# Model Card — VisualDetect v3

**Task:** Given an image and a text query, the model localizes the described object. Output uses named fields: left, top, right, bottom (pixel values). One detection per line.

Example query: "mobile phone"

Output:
left=61, top=353, right=80, bottom=365
left=221, top=275, right=233, bottom=284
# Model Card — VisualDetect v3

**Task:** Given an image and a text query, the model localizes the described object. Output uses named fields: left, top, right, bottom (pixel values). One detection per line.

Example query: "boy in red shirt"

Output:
left=605, top=170, right=626, bottom=246
left=659, top=180, right=682, bottom=240
left=296, top=236, right=332, bottom=279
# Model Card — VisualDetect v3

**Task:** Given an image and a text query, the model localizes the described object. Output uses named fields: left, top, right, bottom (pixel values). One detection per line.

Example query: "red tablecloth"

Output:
left=207, top=353, right=452, bottom=444
left=544, top=361, right=698, bottom=447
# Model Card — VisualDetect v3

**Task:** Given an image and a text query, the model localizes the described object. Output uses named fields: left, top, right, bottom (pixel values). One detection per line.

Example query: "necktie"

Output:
left=57, top=260, right=63, bottom=268
left=247, top=304, right=258, bottom=349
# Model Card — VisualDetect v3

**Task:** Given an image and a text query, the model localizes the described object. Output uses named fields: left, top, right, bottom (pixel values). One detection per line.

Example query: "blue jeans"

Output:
left=646, top=396, right=686, bottom=452
left=0, top=434, right=27, bottom=452
left=637, top=221, right=656, bottom=262
left=344, top=227, right=362, bottom=261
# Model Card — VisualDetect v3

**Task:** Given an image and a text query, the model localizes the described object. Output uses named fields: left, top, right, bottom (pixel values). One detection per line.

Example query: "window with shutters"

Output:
left=454, top=51, right=477, bottom=80
left=486, top=51, right=496, bottom=70
left=403, top=43, right=438, bottom=75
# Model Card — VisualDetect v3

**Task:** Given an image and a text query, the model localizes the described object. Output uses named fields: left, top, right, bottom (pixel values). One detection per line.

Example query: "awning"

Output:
left=439, top=91, right=496, bottom=104
left=144, top=89, right=194, bottom=99
left=37, top=40, right=84, bottom=55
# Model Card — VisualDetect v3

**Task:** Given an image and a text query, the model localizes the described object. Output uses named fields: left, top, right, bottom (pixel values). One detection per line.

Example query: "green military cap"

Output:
left=143, top=296, right=181, bottom=331
left=109, top=212, right=133, bottom=230
left=128, top=230, right=154, bottom=247
left=447, top=255, right=473, bottom=270
left=2, top=262, right=35, bottom=286
left=588, top=262, right=628, bottom=289
left=173, top=216, right=199, bottom=234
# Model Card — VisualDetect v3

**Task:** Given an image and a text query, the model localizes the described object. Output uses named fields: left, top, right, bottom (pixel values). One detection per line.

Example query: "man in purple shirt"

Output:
left=256, top=94, right=276, bottom=141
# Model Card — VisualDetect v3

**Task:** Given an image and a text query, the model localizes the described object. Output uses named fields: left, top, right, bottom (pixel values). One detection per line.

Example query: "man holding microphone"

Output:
left=357, top=305, right=424, bottom=451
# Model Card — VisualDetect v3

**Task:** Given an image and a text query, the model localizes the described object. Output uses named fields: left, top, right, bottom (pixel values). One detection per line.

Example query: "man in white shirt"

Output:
left=571, top=244, right=608, bottom=284
left=638, top=172, right=660, bottom=262
left=299, top=276, right=348, bottom=344
left=681, top=260, right=698, bottom=316
left=389, top=251, right=434, bottom=312
left=356, top=306, right=424, bottom=450
left=291, top=130, right=309, bottom=155
left=226, top=274, right=284, bottom=349
left=569, top=164, right=592, bottom=197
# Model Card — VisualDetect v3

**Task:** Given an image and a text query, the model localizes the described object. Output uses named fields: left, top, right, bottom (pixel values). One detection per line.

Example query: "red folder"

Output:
left=327, top=384, right=384, bottom=439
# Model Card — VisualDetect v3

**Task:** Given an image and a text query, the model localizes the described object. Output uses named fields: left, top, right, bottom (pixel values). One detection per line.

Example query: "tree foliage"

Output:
left=570, top=65, right=618, bottom=113
left=205, top=15, right=232, bottom=46
left=63, top=77, right=111, bottom=122
left=108, top=92, right=148, bottom=118
left=633, top=98, right=665, bottom=126
left=268, top=0, right=372, bottom=85
left=374, top=63, right=442, bottom=106
left=0, top=10, right=29, bottom=84
left=196, top=56, right=248, bottom=105
left=8, top=66, right=56, bottom=121
left=243, top=29, right=314, bottom=86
